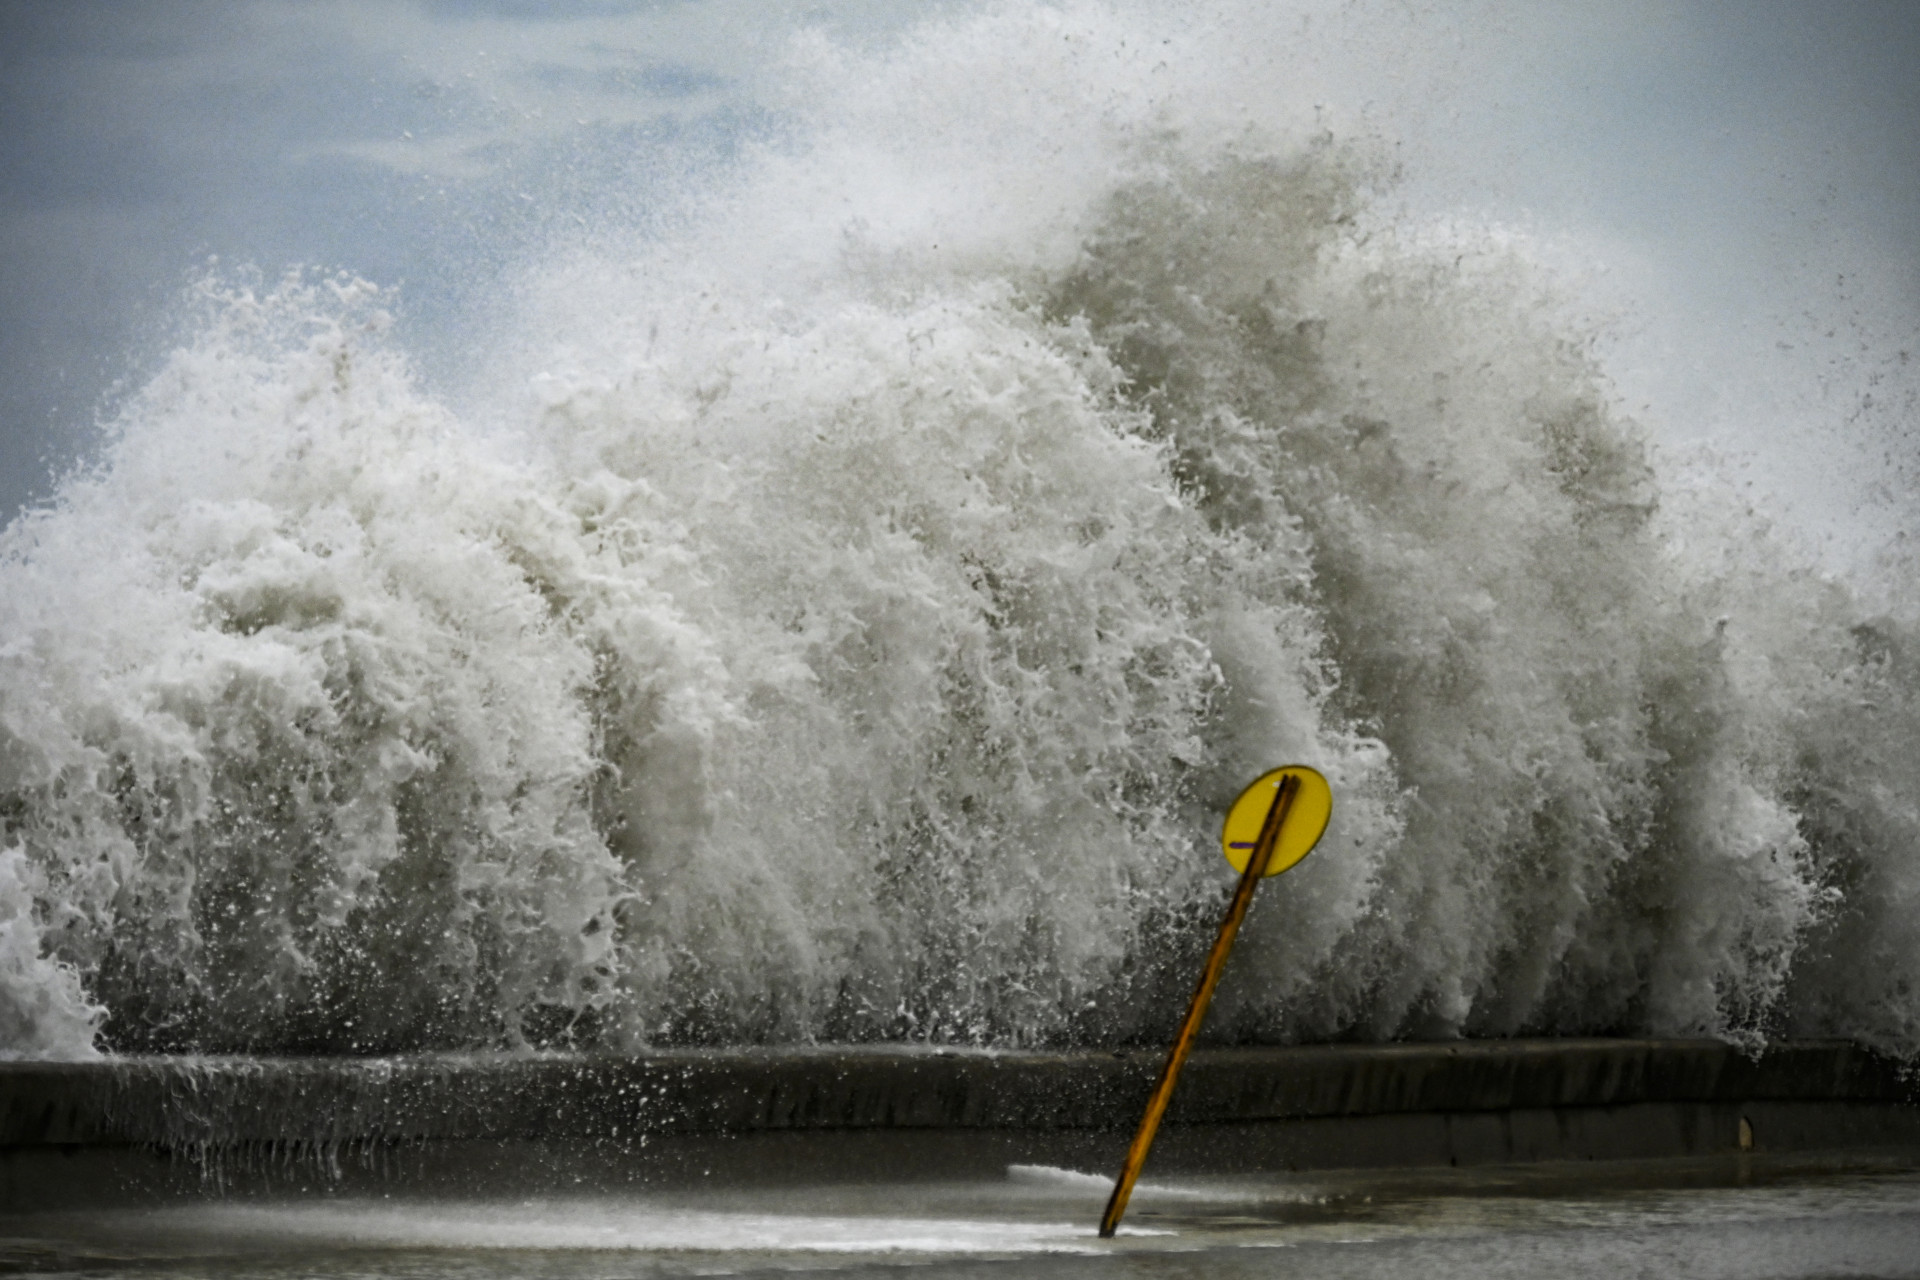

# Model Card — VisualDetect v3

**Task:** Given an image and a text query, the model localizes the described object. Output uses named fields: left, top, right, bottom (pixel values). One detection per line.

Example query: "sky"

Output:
left=0, top=0, right=1916, bottom=561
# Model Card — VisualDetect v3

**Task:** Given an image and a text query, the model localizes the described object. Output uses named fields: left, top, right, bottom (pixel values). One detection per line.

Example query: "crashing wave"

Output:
left=1, top=6, right=1916, bottom=1059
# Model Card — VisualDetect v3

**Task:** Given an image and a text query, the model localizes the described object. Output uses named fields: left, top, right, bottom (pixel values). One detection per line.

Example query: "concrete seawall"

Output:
left=4, top=1039, right=1918, bottom=1205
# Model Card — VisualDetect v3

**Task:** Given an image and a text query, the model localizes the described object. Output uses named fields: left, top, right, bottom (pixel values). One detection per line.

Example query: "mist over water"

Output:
left=2, top=3, right=1917, bottom=1061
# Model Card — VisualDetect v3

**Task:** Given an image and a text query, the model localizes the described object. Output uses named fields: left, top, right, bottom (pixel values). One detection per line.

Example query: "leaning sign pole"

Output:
left=1098, top=765, right=1332, bottom=1239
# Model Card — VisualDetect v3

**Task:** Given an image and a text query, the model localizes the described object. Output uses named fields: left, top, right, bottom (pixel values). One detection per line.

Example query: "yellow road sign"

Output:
left=1220, top=765, right=1331, bottom=876
left=1100, top=764, right=1335, bottom=1237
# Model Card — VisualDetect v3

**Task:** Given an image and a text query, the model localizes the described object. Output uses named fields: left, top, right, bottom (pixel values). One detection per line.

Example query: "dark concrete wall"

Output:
left=3, top=1038, right=1914, bottom=1147
left=2, top=1039, right=1917, bottom=1205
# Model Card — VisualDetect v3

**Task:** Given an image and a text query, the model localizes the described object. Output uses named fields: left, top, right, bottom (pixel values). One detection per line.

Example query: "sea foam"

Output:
left=1, top=3, right=1915, bottom=1058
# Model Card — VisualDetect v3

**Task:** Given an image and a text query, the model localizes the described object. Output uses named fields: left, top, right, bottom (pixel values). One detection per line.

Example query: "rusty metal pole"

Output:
left=1098, top=772, right=1300, bottom=1238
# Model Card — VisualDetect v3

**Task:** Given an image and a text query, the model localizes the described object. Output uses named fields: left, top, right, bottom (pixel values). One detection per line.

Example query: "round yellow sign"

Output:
left=1220, top=765, right=1332, bottom=876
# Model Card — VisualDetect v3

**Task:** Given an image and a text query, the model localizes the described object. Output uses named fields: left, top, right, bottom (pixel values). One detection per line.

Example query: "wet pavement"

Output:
left=5, top=1154, right=1919, bottom=1278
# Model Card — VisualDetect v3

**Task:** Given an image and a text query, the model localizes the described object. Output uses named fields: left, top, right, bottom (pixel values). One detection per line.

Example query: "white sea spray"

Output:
left=0, top=845, right=102, bottom=1058
left=0, top=2, right=1915, bottom=1058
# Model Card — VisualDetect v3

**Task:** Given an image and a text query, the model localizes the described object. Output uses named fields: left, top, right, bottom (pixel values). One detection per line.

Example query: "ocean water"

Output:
left=1, top=3, right=1918, bottom=1061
